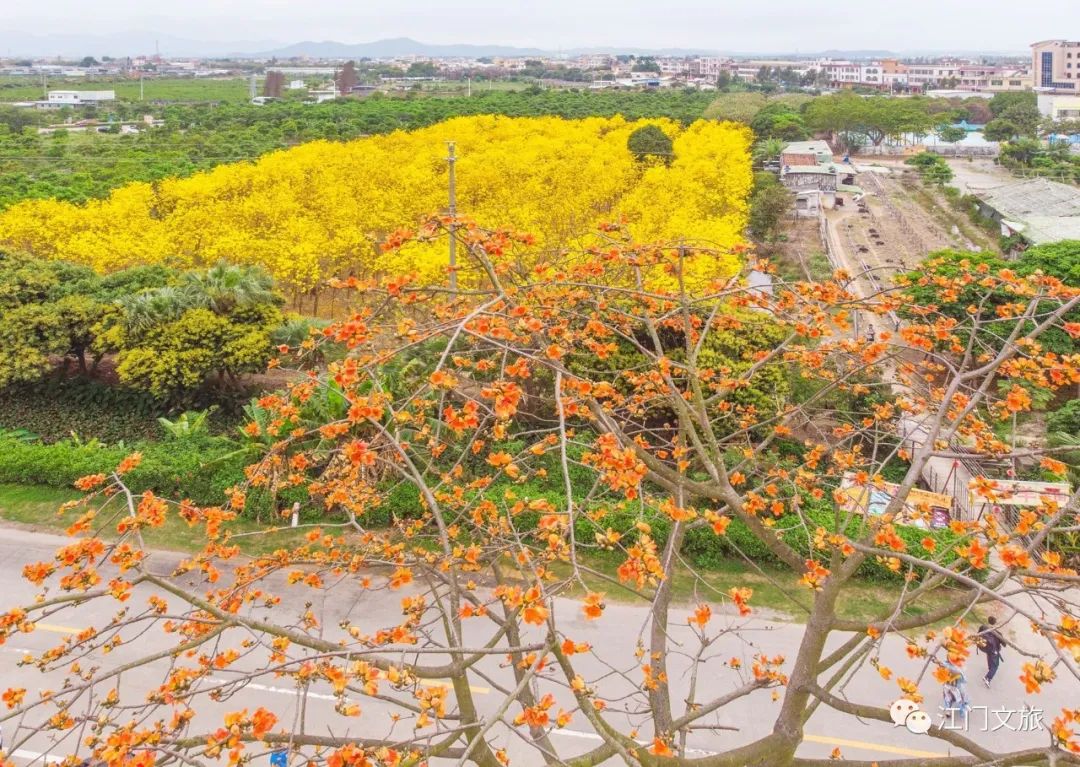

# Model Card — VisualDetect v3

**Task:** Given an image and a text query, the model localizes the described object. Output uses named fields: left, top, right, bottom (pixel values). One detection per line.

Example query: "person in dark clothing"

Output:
left=976, top=616, right=1005, bottom=687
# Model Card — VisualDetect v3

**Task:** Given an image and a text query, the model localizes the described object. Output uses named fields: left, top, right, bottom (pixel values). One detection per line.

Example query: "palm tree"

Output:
left=183, top=263, right=280, bottom=314
left=752, top=138, right=785, bottom=166
left=117, top=286, right=194, bottom=334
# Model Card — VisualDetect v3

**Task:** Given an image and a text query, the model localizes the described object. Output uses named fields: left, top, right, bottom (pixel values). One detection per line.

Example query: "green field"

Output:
left=0, top=76, right=253, bottom=103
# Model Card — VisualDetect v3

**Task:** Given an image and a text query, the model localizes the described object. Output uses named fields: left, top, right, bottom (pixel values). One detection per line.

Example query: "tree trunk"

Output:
left=648, top=520, right=686, bottom=735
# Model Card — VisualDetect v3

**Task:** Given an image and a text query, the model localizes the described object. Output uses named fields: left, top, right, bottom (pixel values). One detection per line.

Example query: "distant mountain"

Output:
left=254, top=37, right=549, bottom=59
left=0, top=31, right=1027, bottom=61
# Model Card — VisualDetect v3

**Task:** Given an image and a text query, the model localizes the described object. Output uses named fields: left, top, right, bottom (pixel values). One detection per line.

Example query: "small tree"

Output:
left=627, top=123, right=674, bottom=164
left=104, top=264, right=284, bottom=401
left=335, top=61, right=357, bottom=94
left=405, top=61, right=438, bottom=78
left=748, top=171, right=791, bottom=242
left=936, top=125, right=968, bottom=144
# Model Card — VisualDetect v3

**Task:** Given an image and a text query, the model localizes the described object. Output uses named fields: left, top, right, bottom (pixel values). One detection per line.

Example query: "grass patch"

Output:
left=515, top=549, right=965, bottom=626
left=1, top=483, right=972, bottom=627
left=0, top=483, right=308, bottom=557
left=905, top=183, right=998, bottom=253
left=0, top=76, right=252, bottom=103
left=771, top=249, right=832, bottom=284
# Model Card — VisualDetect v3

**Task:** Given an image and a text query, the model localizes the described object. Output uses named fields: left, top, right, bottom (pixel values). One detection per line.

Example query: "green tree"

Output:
left=1047, top=399, right=1080, bottom=437
left=998, top=102, right=1041, bottom=137
left=631, top=56, right=660, bottom=73
left=805, top=93, right=934, bottom=147
left=0, top=303, right=68, bottom=387
left=748, top=172, right=791, bottom=243
left=752, top=137, right=786, bottom=164
left=0, top=254, right=114, bottom=384
left=106, top=264, right=284, bottom=401
left=405, top=61, right=438, bottom=78
left=750, top=103, right=808, bottom=141
left=982, top=118, right=1021, bottom=142
left=627, top=124, right=674, bottom=164
left=998, top=136, right=1042, bottom=164
left=989, top=91, right=1037, bottom=117
left=904, top=152, right=953, bottom=185
left=936, top=125, right=968, bottom=144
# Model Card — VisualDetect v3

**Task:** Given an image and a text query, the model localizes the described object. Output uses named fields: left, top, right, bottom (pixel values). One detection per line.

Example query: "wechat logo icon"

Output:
left=890, top=698, right=932, bottom=735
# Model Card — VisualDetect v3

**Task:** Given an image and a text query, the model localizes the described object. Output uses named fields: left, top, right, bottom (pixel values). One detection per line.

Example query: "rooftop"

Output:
left=782, top=140, right=833, bottom=158
left=782, top=164, right=839, bottom=175
left=977, top=178, right=1080, bottom=244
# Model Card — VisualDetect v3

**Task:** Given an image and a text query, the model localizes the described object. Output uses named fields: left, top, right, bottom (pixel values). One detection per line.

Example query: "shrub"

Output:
left=0, top=435, right=265, bottom=512
left=684, top=505, right=972, bottom=583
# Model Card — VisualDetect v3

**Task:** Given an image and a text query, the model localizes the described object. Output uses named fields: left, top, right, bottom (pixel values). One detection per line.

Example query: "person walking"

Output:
left=976, top=616, right=1006, bottom=687
left=940, top=659, right=971, bottom=720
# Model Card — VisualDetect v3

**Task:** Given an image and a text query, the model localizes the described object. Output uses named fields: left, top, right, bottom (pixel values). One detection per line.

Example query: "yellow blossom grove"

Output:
left=0, top=115, right=752, bottom=291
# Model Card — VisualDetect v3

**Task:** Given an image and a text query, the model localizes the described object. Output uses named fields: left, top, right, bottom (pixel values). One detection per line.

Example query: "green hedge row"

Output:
left=374, top=477, right=969, bottom=584
left=0, top=433, right=972, bottom=584
left=576, top=504, right=971, bottom=584
left=0, top=435, right=302, bottom=517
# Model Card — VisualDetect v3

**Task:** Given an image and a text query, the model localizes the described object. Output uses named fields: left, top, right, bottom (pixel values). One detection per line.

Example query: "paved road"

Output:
left=0, top=529, right=1070, bottom=765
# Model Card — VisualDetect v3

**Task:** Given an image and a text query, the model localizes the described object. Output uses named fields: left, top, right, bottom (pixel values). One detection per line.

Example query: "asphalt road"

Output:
left=0, top=529, right=1070, bottom=766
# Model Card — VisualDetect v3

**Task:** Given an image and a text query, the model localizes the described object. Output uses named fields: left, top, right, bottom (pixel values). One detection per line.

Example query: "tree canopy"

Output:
left=1, top=222, right=1079, bottom=767
left=805, top=93, right=939, bottom=147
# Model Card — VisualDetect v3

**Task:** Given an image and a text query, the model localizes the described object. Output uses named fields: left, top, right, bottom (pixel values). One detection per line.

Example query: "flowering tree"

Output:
left=2, top=222, right=1079, bottom=767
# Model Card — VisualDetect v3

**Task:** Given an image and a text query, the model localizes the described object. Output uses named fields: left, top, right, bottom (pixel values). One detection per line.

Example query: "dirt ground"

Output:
left=940, top=156, right=1017, bottom=195
left=827, top=161, right=996, bottom=289
left=769, top=215, right=832, bottom=282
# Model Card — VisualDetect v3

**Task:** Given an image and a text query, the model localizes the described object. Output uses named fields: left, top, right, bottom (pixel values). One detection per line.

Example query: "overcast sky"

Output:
left=0, top=0, right=1066, bottom=53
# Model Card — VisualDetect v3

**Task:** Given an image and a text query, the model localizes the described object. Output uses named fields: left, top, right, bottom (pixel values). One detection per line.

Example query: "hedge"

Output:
left=0, top=434, right=976, bottom=584
left=0, top=435, right=297, bottom=518
left=575, top=502, right=971, bottom=584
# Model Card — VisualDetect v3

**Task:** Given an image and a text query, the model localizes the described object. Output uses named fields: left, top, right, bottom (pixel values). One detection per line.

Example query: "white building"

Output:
left=41, top=90, right=116, bottom=108
left=821, top=60, right=861, bottom=85
left=695, top=57, right=727, bottom=79
left=904, top=64, right=961, bottom=89
left=859, top=64, right=883, bottom=86
left=1037, top=91, right=1080, bottom=120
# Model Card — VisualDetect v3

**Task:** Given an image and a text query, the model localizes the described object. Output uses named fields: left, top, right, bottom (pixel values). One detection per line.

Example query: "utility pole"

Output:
left=467, top=76, right=471, bottom=97
left=249, top=74, right=257, bottom=100
left=139, top=73, right=144, bottom=101
left=42, top=71, right=47, bottom=98
left=446, top=141, right=458, bottom=294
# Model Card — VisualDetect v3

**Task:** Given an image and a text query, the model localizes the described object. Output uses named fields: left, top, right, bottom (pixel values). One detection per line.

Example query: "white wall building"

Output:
left=42, top=90, right=116, bottom=107
left=1037, top=91, right=1080, bottom=120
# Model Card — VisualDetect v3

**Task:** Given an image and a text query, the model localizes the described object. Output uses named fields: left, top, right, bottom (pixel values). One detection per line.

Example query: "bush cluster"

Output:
left=0, top=434, right=298, bottom=518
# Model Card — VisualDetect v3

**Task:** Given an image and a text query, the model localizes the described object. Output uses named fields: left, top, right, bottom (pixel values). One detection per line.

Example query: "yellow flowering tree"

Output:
left=0, top=116, right=752, bottom=297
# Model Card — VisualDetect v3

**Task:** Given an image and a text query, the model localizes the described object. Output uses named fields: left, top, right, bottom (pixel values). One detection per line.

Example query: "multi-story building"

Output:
left=1031, top=39, right=1080, bottom=92
left=985, top=70, right=1032, bottom=92
left=905, top=63, right=961, bottom=89
left=821, top=60, right=861, bottom=85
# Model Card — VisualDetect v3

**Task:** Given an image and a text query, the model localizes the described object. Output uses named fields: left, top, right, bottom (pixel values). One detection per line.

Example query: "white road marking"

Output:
left=208, top=673, right=488, bottom=698
left=216, top=678, right=340, bottom=702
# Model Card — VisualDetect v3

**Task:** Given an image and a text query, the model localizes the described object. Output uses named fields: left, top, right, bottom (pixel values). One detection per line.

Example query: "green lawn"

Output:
left=0, top=483, right=310, bottom=557
left=0, top=483, right=971, bottom=625
left=0, top=76, right=253, bottom=103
